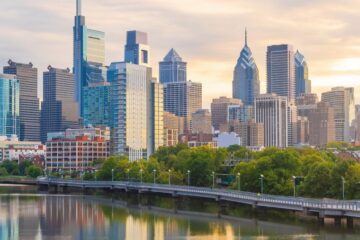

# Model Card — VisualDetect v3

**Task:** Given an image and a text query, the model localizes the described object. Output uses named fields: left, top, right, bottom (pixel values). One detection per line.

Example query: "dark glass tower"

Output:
left=232, top=29, right=259, bottom=105
left=41, top=66, right=80, bottom=143
left=124, top=31, right=150, bottom=66
left=3, top=60, right=40, bottom=141
left=295, top=50, right=311, bottom=97
left=73, top=0, right=106, bottom=117
left=159, top=48, right=187, bottom=84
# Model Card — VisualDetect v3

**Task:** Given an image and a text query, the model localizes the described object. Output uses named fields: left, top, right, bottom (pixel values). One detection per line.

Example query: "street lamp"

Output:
left=260, top=174, right=264, bottom=194
left=237, top=172, right=241, bottom=191
left=341, top=177, right=346, bottom=200
left=292, top=176, right=297, bottom=197
left=111, top=168, right=114, bottom=182
left=168, top=169, right=172, bottom=185
left=95, top=170, right=97, bottom=182
left=153, top=169, right=157, bottom=184
left=140, top=169, right=143, bottom=183
left=187, top=170, right=191, bottom=186
left=212, top=171, right=215, bottom=188
left=126, top=169, right=130, bottom=182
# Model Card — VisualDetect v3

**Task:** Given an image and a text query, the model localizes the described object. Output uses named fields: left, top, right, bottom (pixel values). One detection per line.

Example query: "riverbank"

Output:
left=0, top=176, right=37, bottom=185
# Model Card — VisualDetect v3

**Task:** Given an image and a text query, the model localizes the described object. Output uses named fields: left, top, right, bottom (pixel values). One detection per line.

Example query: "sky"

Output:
left=1, top=0, right=360, bottom=107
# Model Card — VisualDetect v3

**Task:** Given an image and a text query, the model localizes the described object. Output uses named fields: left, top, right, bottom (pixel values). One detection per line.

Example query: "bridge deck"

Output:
left=37, top=178, right=360, bottom=219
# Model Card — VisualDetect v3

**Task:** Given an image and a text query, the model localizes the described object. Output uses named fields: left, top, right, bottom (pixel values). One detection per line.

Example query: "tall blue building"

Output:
left=0, top=74, right=19, bottom=138
left=73, top=0, right=106, bottom=117
left=159, top=48, right=187, bottom=84
left=124, top=31, right=150, bottom=67
left=232, top=30, right=260, bottom=105
left=295, top=50, right=311, bottom=97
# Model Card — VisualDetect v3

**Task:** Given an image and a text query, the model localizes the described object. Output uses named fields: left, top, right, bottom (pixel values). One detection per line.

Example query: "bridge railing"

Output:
left=38, top=177, right=360, bottom=212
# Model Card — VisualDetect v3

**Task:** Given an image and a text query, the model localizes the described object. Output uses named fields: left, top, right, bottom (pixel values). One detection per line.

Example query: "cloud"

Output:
left=1, top=0, right=360, bottom=105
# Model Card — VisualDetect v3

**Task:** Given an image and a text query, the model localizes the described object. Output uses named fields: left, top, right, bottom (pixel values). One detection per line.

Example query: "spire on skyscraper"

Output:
left=76, top=0, right=82, bottom=16
left=245, top=28, right=248, bottom=46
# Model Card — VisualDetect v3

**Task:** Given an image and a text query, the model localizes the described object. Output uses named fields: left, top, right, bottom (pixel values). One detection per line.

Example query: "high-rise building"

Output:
left=267, top=45, right=296, bottom=102
left=150, top=80, right=164, bottom=153
left=296, top=116, right=309, bottom=145
left=73, top=0, right=106, bottom=117
left=295, top=50, right=311, bottom=97
left=308, top=102, right=336, bottom=146
left=0, top=74, right=19, bottom=138
left=109, top=62, right=152, bottom=160
left=296, top=93, right=318, bottom=118
left=191, top=109, right=212, bottom=134
left=211, top=97, right=242, bottom=130
left=3, top=60, right=40, bottom=141
left=288, top=102, right=298, bottom=146
left=255, top=94, right=288, bottom=148
left=124, top=31, right=150, bottom=67
left=321, top=87, right=355, bottom=142
left=159, top=48, right=187, bottom=84
left=164, top=81, right=202, bottom=130
left=232, top=30, right=260, bottom=105
left=164, top=111, right=185, bottom=147
left=83, top=82, right=111, bottom=127
left=41, top=66, right=80, bottom=143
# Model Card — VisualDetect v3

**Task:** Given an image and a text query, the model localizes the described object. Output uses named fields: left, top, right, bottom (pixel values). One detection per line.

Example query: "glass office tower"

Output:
left=295, top=50, right=311, bottom=97
left=159, top=48, right=187, bottom=84
left=232, top=30, right=260, bottom=105
left=3, top=60, right=40, bottom=141
left=73, top=0, right=106, bottom=117
left=108, top=62, right=152, bottom=161
left=0, top=74, right=20, bottom=138
left=124, top=31, right=150, bottom=67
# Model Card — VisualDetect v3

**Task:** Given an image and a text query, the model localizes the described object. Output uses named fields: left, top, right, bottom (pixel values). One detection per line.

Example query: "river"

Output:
left=0, top=184, right=359, bottom=239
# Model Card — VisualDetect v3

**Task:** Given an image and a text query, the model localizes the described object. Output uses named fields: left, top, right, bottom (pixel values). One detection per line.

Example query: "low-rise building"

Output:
left=45, top=128, right=110, bottom=172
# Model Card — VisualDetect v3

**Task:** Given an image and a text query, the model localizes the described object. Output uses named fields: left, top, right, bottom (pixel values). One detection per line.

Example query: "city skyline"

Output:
left=1, top=0, right=360, bottom=107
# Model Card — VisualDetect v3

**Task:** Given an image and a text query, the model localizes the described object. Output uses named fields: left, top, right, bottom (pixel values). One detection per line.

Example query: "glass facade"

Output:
left=295, top=50, right=311, bottom=97
left=124, top=31, right=150, bottom=67
left=0, top=74, right=20, bottom=138
left=232, top=30, right=259, bottom=105
left=73, top=1, right=106, bottom=117
left=109, top=62, right=152, bottom=161
left=159, top=48, right=187, bottom=84
left=228, top=105, right=254, bottom=123
left=83, top=82, right=110, bottom=127
left=151, top=81, right=164, bottom=153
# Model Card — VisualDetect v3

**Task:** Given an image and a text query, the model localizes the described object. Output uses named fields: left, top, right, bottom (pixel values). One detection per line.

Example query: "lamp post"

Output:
left=237, top=172, right=241, bottom=191
left=341, top=177, right=345, bottom=200
left=212, top=171, right=215, bottom=188
left=126, top=169, right=130, bottom=182
left=292, top=176, right=296, bottom=197
left=95, top=170, right=97, bottom=182
left=140, top=169, right=143, bottom=183
left=153, top=169, right=157, bottom=184
left=187, top=170, right=191, bottom=186
left=168, top=169, right=171, bottom=185
left=111, top=168, right=114, bottom=182
left=260, top=174, right=264, bottom=194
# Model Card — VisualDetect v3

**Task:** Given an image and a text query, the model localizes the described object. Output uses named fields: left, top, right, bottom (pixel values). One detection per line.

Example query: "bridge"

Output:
left=37, top=177, right=360, bottom=227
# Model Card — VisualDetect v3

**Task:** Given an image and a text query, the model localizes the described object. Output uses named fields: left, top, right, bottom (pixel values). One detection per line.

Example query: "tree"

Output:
left=27, top=166, right=42, bottom=178
left=1, top=160, right=19, bottom=175
left=0, top=167, right=8, bottom=176
left=19, top=160, right=33, bottom=176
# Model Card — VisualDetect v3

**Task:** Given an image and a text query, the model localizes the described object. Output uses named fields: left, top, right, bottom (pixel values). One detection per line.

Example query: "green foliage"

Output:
left=326, top=141, right=351, bottom=150
left=19, top=160, right=33, bottom=175
left=0, top=160, right=20, bottom=175
left=27, top=166, right=42, bottom=178
left=0, top=167, right=8, bottom=176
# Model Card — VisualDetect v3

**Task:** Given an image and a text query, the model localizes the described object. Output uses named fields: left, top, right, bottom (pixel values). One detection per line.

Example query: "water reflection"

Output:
left=0, top=192, right=359, bottom=239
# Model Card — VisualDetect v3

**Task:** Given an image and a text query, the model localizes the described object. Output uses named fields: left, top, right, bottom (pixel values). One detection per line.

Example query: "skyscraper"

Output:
left=321, top=87, right=355, bottom=142
left=191, top=109, right=212, bottom=134
left=295, top=50, right=311, bottom=97
left=267, top=44, right=296, bottom=102
left=73, top=0, right=106, bottom=117
left=3, top=60, right=40, bottom=141
left=0, top=74, right=19, bottom=138
left=124, top=31, right=150, bottom=67
left=308, top=102, right=336, bottom=146
left=255, top=94, right=288, bottom=148
left=211, top=97, right=242, bottom=130
left=83, top=82, right=111, bottom=127
left=159, top=48, right=187, bottom=84
left=109, top=62, right=152, bottom=160
left=150, top=80, right=164, bottom=153
left=232, top=29, right=260, bottom=105
left=41, top=66, right=80, bottom=143
left=163, top=81, right=202, bottom=130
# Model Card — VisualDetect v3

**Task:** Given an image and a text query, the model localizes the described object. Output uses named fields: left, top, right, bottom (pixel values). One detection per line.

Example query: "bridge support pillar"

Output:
left=318, top=217, right=325, bottom=225
left=347, top=217, right=354, bottom=228
left=334, top=216, right=342, bottom=226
